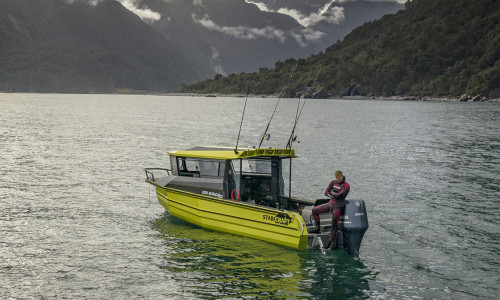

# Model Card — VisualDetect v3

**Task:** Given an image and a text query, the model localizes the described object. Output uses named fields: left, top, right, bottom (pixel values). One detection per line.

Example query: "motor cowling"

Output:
left=339, top=199, right=368, bottom=257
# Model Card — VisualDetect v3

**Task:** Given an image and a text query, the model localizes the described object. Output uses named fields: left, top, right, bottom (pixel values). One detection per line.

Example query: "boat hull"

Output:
left=155, top=186, right=308, bottom=250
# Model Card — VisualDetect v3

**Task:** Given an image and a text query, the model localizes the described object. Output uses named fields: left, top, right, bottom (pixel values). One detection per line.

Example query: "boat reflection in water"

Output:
left=151, top=214, right=371, bottom=299
left=151, top=214, right=304, bottom=298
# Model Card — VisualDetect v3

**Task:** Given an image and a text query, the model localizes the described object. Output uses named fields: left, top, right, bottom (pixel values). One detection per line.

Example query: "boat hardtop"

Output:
left=168, top=146, right=297, bottom=159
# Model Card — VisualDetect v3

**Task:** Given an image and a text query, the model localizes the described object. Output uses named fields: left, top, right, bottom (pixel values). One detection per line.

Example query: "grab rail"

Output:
left=292, top=212, right=306, bottom=235
left=144, top=168, right=171, bottom=182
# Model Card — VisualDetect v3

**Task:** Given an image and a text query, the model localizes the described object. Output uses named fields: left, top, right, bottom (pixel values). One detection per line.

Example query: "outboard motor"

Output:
left=338, top=199, right=369, bottom=257
left=303, top=198, right=368, bottom=256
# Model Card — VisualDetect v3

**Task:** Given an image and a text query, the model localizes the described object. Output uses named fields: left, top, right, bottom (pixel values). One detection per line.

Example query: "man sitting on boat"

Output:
left=309, top=171, right=350, bottom=240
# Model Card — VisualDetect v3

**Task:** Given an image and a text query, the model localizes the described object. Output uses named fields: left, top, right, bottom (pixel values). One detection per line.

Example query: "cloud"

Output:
left=210, top=46, right=227, bottom=76
left=71, top=0, right=107, bottom=7
left=291, top=28, right=326, bottom=47
left=193, top=0, right=204, bottom=8
left=192, top=14, right=286, bottom=42
left=117, top=0, right=161, bottom=22
left=343, top=0, right=406, bottom=3
left=323, top=0, right=406, bottom=3
left=245, top=0, right=345, bottom=27
left=67, top=0, right=162, bottom=22
left=192, top=13, right=328, bottom=47
left=192, top=13, right=330, bottom=47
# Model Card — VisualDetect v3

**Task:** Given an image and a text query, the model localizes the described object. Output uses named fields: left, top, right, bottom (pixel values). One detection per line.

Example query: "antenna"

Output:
left=258, top=62, right=298, bottom=148
left=286, top=67, right=322, bottom=149
left=235, top=85, right=250, bottom=153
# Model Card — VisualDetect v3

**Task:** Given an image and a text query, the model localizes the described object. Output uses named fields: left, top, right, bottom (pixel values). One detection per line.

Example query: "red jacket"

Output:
left=325, top=177, right=350, bottom=204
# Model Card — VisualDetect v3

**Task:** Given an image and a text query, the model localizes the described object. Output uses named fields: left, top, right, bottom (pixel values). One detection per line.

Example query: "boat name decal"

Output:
left=201, top=190, right=224, bottom=199
left=263, top=214, right=293, bottom=225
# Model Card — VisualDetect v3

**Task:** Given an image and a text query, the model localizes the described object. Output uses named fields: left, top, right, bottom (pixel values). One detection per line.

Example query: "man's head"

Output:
left=334, top=170, right=344, bottom=182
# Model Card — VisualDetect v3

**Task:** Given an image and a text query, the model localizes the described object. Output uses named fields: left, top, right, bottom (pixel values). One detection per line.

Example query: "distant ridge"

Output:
left=0, top=0, right=201, bottom=93
left=181, top=0, right=500, bottom=98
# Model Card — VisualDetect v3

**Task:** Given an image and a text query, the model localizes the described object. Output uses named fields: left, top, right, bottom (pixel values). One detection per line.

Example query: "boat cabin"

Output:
left=166, top=146, right=297, bottom=209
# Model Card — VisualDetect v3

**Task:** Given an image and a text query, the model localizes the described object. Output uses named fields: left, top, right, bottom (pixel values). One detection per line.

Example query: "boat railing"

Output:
left=144, top=168, right=171, bottom=182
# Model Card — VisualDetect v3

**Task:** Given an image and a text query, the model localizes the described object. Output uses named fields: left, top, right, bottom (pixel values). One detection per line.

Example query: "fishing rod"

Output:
left=286, top=67, right=322, bottom=149
left=258, top=62, right=298, bottom=148
left=285, top=96, right=305, bottom=149
left=235, top=86, right=250, bottom=153
left=290, top=90, right=304, bottom=144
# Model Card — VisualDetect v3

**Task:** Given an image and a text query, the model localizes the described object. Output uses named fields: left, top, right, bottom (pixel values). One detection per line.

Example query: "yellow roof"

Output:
left=168, top=146, right=297, bottom=160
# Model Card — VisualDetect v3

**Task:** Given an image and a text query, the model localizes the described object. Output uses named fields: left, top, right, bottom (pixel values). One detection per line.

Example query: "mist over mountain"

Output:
left=0, top=0, right=403, bottom=93
left=141, top=0, right=404, bottom=77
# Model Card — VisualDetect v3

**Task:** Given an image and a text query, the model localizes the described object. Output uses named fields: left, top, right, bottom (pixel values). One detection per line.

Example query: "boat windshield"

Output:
left=230, top=157, right=291, bottom=204
left=241, top=158, right=271, bottom=175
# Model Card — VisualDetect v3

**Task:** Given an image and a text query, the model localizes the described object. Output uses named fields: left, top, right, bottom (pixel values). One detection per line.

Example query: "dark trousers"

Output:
left=312, top=201, right=344, bottom=227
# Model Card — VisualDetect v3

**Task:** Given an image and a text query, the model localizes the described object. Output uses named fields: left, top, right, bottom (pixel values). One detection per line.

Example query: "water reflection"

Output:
left=298, top=251, right=371, bottom=299
left=152, top=214, right=304, bottom=298
left=152, top=212, right=372, bottom=299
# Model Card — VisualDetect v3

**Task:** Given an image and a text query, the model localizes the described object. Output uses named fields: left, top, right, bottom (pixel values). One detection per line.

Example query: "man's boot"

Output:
left=309, top=224, right=321, bottom=233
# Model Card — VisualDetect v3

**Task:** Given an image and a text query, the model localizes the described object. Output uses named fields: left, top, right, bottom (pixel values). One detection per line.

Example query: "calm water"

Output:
left=1, top=93, right=499, bottom=299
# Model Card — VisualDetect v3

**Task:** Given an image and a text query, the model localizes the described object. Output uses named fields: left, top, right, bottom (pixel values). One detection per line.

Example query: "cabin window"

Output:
left=241, top=158, right=271, bottom=174
left=229, top=160, right=240, bottom=195
left=177, top=158, right=199, bottom=176
left=199, top=160, right=225, bottom=177
left=232, top=157, right=290, bottom=203
left=281, top=158, right=291, bottom=197
left=170, top=156, right=178, bottom=175
left=177, top=157, right=225, bottom=178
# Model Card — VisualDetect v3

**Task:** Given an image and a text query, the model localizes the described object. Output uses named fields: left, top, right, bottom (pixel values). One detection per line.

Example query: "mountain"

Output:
left=0, top=0, right=201, bottom=93
left=180, top=0, right=500, bottom=98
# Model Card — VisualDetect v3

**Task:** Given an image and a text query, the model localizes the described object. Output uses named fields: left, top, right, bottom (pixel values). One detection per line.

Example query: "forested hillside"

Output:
left=181, top=0, right=500, bottom=98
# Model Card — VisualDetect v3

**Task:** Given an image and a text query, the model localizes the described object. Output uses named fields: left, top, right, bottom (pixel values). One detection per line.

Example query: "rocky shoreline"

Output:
left=164, top=92, right=499, bottom=102
left=341, top=95, right=499, bottom=102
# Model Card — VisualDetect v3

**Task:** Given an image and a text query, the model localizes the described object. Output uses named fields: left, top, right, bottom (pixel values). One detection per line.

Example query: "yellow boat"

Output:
left=145, top=146, right=368, bottom=254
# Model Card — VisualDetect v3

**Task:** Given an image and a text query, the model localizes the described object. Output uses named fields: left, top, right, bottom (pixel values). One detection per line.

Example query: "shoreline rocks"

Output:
left=340, top=94, right=497, bottom=102
left=160, top=92, right=499, bottom=102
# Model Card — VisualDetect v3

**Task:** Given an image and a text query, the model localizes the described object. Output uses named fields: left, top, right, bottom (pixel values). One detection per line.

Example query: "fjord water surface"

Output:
left=1, top=94, right=499, bottom=299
